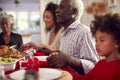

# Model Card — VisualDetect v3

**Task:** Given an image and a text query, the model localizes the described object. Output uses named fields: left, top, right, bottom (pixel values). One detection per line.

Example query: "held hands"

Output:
left=23, top=42, right=53, bottom=55
left=47, top=51, right=70, bottom=68
left=23, top=42, right=46, bottom=50
left=47, top=51, right=83, bottom=73
left=23, top=42, right=38, bottom=49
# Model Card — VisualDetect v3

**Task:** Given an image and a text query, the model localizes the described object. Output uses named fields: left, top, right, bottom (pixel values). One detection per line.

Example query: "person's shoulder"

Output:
left=77, top=23, right=91, bottom=35
left=98, top=59, right=105, bottom=62
left=57, top=27, right=64, bottom=34
left=79, top=23, right=90, bottom=30
left=96, top=59, right=105, bottom=64
left=76, top=20, right=90, bottom=31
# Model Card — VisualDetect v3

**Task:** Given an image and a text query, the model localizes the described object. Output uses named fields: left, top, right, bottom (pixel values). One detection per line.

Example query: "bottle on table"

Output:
left=23, top=69, right=39, bottom=80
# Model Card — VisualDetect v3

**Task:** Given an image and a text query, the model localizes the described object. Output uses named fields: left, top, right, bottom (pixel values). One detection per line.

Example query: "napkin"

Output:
left=20, top=57, right=51, bottom=71
left=21, top=58, right=40, bottom=71
left=34, top=52, right=45, bottom=56
left=39, top=61, right=50, bottom=67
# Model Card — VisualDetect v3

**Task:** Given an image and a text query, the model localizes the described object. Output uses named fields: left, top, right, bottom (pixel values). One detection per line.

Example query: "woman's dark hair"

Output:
left=44, top=2, right=61, bottom=34
left=90, top=12, right=120, bottom=44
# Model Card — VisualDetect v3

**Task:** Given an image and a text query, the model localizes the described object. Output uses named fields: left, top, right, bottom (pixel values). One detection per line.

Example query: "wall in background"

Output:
left=81, top=0, right=120, bottom=26
left=0, top=0, right=39, bottom=11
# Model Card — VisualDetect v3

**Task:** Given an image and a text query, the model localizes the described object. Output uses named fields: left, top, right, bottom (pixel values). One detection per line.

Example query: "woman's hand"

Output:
left=23, top=42, right=38, bottom=49
left=39, top=44, right=54, bottom=51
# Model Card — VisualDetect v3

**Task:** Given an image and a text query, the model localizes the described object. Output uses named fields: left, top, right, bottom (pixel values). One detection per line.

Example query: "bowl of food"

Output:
left=0, top=57, right=17, bottom=71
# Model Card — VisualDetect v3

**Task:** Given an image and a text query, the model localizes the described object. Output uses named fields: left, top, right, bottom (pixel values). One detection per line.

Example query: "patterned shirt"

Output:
left=59, top=20, right=99, bottom=73
left=0, top=32, right=23, bottom=49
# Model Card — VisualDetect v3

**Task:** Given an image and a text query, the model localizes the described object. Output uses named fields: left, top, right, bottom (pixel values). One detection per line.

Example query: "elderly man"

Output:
left=47, top=0, right=99, bottom=75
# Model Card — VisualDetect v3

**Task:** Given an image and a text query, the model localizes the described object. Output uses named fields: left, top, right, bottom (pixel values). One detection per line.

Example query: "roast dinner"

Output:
left=0, top=45, right=25, bottom=58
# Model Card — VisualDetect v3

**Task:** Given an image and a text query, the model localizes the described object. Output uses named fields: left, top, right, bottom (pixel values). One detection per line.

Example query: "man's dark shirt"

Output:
left=0, top=32, right=23, bottom=49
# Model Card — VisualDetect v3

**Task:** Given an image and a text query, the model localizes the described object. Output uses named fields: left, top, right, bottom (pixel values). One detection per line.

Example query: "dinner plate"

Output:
left=9, top=68, right=62, bottom=80
left=34, top=56, right=48, bottom=61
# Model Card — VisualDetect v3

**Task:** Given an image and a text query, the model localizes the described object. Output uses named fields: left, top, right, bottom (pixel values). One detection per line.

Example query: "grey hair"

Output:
left=0, top=12, right=14, bottom=27
left=70, top=0, right=84, bottom=20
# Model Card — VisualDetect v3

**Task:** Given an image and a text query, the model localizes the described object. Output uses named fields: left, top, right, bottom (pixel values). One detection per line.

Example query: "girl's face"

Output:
left=95, top=30, right=119, bottom=57
left=0, top=18, right=12, bottom=33
left=43, top=11, right=55, bottom=29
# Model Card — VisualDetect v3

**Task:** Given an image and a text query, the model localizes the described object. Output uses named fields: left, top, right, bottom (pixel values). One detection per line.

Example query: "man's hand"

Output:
left=23, top=42, right=38, bottom=49
left=47, top=51, right=85, bottom=75
left=38, top=47, right=52, bottom=55
left=47, top=51, right=68, bottom=68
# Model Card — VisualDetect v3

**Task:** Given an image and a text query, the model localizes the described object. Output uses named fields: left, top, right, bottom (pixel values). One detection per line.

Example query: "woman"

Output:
left=0, top=12, right=23, bottom=49
left=43, top=2, right=61, bottom=45
left=26, top=2, right=62, bottom=52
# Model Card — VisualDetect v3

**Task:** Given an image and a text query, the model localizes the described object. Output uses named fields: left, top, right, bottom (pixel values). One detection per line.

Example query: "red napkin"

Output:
left=22, top=45, right=29, bottom=50
left=21, top=58, right=40, bottom=71
left=20, top=61, right=30, bottom=67
left=34, top=52, right=45, bottom=56
left=39, top=61, right=50, bottom=67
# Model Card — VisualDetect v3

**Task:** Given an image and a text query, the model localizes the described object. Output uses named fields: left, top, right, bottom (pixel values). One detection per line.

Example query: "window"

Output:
left=30, top=12, right=40, bottom=29
left=7, top=11, right=40, bottom=33
left=17, top=12, right=28, bottom=30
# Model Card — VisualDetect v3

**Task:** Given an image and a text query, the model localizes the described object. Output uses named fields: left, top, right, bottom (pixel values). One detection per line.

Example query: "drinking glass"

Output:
left=19, top=58, right=28, bottom=70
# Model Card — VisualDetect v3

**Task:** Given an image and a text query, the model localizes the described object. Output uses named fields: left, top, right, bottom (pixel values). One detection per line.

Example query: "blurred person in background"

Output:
left=0, top=12, right=23, bottom=49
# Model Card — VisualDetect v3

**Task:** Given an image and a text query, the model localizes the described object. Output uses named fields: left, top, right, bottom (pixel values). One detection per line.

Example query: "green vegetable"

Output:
left=0, top=57, right=15, bottom=63
left=24, top=78, right=34, bottom=80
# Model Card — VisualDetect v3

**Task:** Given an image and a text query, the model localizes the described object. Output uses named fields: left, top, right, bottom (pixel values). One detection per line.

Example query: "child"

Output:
left=80, top=13, right=120, bottom=80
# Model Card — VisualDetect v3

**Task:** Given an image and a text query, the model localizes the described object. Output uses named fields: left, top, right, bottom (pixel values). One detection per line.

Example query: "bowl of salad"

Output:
left=0, top=57, right=17, bottom=71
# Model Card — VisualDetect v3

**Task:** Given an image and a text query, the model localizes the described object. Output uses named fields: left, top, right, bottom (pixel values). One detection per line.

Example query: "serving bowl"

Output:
left=0, top=57, right=18, bottom=71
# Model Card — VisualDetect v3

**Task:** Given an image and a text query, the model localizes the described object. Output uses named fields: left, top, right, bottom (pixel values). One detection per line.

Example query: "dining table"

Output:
left=5, top=52, right=82, bottom=80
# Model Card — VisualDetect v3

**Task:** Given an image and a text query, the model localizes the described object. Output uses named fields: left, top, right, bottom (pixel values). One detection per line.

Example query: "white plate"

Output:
left=9, top=68, right=62, bottom=80
left=34, top=56, right=48, bottom=61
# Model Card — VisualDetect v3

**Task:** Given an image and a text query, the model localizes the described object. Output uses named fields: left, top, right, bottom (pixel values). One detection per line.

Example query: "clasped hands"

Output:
left=23, top=42, right=71, bottom=68
left=47, top=51, right=69, bottom=68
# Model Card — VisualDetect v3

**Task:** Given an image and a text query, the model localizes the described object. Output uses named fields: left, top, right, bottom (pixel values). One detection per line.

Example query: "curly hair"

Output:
left=44, top=2, right=61, bottom=34
left=90, top=13, right=120, bottom=43
left=0, top=12, right=14, bottom=29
